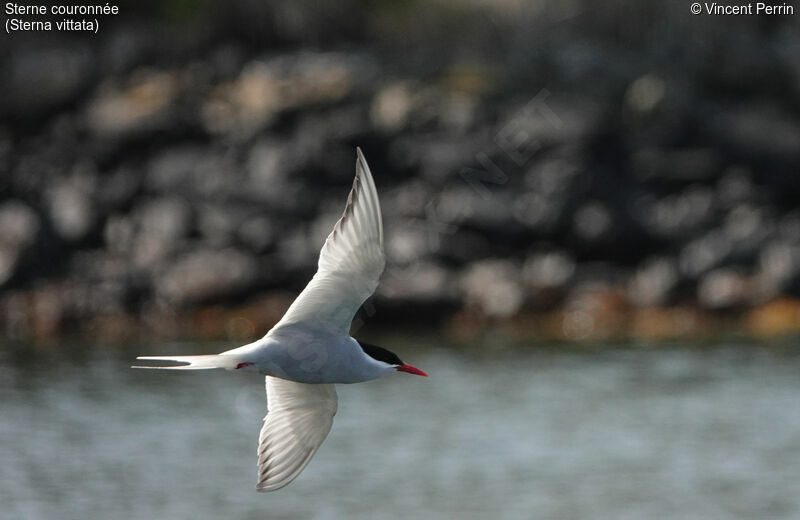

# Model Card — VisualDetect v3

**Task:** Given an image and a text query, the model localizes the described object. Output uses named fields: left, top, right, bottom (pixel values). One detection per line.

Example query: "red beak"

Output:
left=396, top=363, right=428, bottom=377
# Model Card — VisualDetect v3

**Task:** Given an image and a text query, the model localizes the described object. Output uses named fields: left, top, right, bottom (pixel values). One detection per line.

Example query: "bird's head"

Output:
left=358, top=341, right=428, bottom=377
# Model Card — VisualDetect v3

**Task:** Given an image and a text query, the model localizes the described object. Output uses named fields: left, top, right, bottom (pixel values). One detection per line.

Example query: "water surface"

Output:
left=1, top=342, right=799, bottom=520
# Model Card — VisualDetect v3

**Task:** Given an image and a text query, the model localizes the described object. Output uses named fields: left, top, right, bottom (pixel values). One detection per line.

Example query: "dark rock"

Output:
left=0, top=250, right=17, bottom=288
left=434, top=183, right=516, bottom=229
left=705, top=103, right=800, bottom=161
left=244, top=138, right=306, bottom=207
left=679, top=231, right=732, bottom=279
left=635, top=186, right=716, bottom=241
left=754, top=240, right=800, bottom=299
left=69, top=249, right=131, bottom=283
left=147, top=146, right=240, bottom=198
left=246, top=138, right=291, bottom=187
left=631, top=147, right=721, bottom=182
left=370, top=82, right=415, bottom=133
left=385, top=224, right=430, bottom=267
left=459, top=259, right=523, bottom=318
left=0, top=200, right=40, bottom=286
left=12, top=151, right=59, bottom=198
left=570, top=261, right=629, bottom=288
left=716, top=168, right=756, bottom=209
left=371, top=82, right=477, bottom=135
left=439, top=229, right=495, bottom=264
left=697, top=268, right=750, bottom=309
left=84, top=70, right=182, bottom=137
left=157, top=248, right=258, bottom=305
left=560, top=282, right=628, bottom=340
left=523, top=157, right=582, bottom=196
left=309, top=208, right=343, bottom=249
left=513, top=191, right=564, bottom=232
left=624, top=74, right=666, bottom=115
left=627, top=256, right=679, bottom=307
left=775, top=31, right=800, bottom=99
left=208, top=44, right=247, bottom=78
left=104, top=214, right=135, bottom=255
left=197, top=203, right=247, bottom=248
left=381, top=180, right=432, bottom=218
left=496, top=95, right=598, bottom=150
left=0, top=200, right=40, bottom=251
left=98, top=165, right=143, bottom=208
left=523, top=249, right=576, bottom=292
left=136, top=198, right=192, bottom=242
left=123, top=198, right=192, bottom=268
left=723, top=203, right=768, bottom=241
left=722, top=203, right=774, bottom=264
left=64, top=279, right=129, bottom=319
left=390, top=136, right=478, bottom=183
left=46, top=178, right=96, bottom=242
left=200, top=51, right=373, bottom=138
left=1, top=45, right=93, bottom=119
left=381, top=261, right=453, bottom=302
left=237, top=216, right=276, bottom=253
left=99, top=26, right=152, bottom=74
left=275, top=229, right=316, bottom=274
left=65, top=251, right=131, bottom=316
left=572, top=201, right=615, bottom=243
left=777, top=210, right=800, bottom=244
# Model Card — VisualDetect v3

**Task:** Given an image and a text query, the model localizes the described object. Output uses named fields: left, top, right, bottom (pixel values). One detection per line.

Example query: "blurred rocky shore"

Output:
left=2, top=1, right=800, bottom=343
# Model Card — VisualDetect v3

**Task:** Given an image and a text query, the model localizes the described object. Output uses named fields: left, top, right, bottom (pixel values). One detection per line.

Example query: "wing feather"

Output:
left=256, top=377, right=337, bottom=492
left=273, top=148, right=385, bottom=335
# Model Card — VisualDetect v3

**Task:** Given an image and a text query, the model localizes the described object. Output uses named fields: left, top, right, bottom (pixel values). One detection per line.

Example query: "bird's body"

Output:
left=220, top=324, right=397, bottom=384
left=134, top=148, right=426, bottom=491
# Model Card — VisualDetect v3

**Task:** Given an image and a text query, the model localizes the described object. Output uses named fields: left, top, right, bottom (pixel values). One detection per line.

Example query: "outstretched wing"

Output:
left=273, top=148, right=385, bottom=335
left=256, top=376, right=338, bottom=492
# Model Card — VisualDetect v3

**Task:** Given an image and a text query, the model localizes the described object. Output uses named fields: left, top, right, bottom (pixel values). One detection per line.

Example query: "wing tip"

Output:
left=255, top=482, right=286, bottom=493
left=353, top=145, right=383, bottom=244
left=355, top=146, right=370, bottom=179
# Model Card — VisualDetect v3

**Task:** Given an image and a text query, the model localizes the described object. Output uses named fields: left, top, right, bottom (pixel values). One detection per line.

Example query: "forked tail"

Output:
left=132, top=354, right=244, bottom=370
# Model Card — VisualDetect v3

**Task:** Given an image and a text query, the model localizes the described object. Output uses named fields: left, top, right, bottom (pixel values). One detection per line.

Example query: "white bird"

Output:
left=134, top=148, right=427, bottom=492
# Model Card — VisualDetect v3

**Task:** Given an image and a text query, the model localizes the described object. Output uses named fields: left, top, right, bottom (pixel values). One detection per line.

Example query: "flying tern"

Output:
left=134, top=148, right=427, bottom=491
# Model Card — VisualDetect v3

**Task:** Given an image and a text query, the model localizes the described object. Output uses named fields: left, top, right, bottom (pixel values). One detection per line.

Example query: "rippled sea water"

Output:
left=1, top=341, right=799, bottom=520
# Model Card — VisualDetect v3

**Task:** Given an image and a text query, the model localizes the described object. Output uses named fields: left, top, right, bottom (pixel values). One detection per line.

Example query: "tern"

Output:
left=134, top=148, right=427, bottom=491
